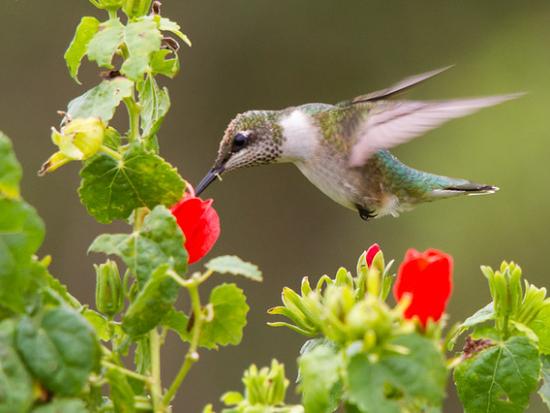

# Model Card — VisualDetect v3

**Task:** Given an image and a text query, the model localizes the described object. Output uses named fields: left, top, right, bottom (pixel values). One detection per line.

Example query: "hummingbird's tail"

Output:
left=427, top=178, right=498, bottom=199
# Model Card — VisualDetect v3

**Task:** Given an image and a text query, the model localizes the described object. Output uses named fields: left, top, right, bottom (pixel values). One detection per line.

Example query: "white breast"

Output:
left=279, top=110, right=319, bottom=162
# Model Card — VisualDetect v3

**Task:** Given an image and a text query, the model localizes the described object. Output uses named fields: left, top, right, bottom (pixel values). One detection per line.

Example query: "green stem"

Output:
left=149, top=329, right=164, bottom=412
left=102, top=361, right=151, bottom=383
left=100, top=145, right=123, bottom=160
left=124, top=97, right=141, bottom=142
left=162, top=283, right=204, bottom=407
left=108, top=8, right=118, bottom=19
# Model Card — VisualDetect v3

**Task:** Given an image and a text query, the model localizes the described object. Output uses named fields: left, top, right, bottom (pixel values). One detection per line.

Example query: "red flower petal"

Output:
left=393, top=248, right=453, bottom=327
left=171, top=192, right=220, bottom=264
left=365, top=243, right=381, bottom=267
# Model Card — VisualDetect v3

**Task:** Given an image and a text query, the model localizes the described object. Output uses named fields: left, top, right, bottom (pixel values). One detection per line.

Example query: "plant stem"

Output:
left=162, top=283, right=204, bottom=407
left=108, top=9, right=118, bottom=19
left=100, top=145, right=123, bottom=160
left=102, top=361, right=151, bottom=383
left=124, top=97, right=141, bottom=142
left=149, top=328, right=164, bottom=412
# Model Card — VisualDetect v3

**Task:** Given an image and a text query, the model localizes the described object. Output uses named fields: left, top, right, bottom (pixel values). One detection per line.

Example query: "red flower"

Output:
left=393, top=249, right=453, bottom=327
left=365, top=243, right=381, bottom=267
left=171, top=186, right=220, bottom=264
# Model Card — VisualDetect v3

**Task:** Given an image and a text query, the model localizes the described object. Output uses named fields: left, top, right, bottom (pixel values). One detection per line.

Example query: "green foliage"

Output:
left=454, top=336, right=540, bottom=413
left=31, top=399, right=89, bottom=413
left=16, top=307, right=100, bottom=396
left=540, top=355, right=550, bottom=409
left=64, top=16, right=100, bottom=83
left=205, top=255, right=263, bottom=281
left=87, top=18, right=125, bottom=68
left=138, top=74, right=171, bottom=139
left=0, top=130, right=22, bottom=199
left=199, top=283, right=249, bottom=349
left=79, top=145, right=184, bottom=223
left=122, top=264, right=179, bottom=336
left=89, top=205, right=188, bottom=283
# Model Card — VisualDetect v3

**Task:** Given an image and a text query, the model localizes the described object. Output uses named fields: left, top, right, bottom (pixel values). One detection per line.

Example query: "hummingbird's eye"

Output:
left=232, top=132, right=249, bottom=151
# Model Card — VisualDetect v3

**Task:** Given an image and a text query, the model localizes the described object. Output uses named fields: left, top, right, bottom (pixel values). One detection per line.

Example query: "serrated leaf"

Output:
left=106, top=368, right=136, bottom=413
left=67, top=77, right=133, bottom=122
left=0, top=199, right=45, bottom=313
left=454, top=336, right=540, bottom=413
left=64, top=16, right=100, bottom=83
left=0, top=132, right=22, bottom=199
left=87, top=18, right=124, bottom=68
left=448, top=303, right=494, bottom=350
left=347, top=333, right=447, bottom=413
left=0, top=320, right=33, bottom=413
left=79, top=144, right=184, bottom=223
left=200, top=283, right=249, bottom=349
left=121, top=19, right=162, bottom=81
left=31, top=399, right=89, bottom=413
left=161, top=309, right=189, bottom=342
left=16, top=307, right=100, bottom=396
left=122, top=264, right=179, bottom=336
left=89, top=206, right=187, bottom=285
left=298, top=344, right=342, bottom=413
left=138, top=74, right=170, bottom=139
left=528, top=305, right=550, bottom=354
left=540, top=355, right=550, bottom=409
left=150, top=50, right=180, bottom=78
left=158, top=17, right=192, bottom=46
left=205, top=256, right=262, bottom=282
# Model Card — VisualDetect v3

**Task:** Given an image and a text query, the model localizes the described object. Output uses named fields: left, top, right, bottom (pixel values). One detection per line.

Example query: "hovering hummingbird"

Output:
left=196, top=67, right=519, bottom=221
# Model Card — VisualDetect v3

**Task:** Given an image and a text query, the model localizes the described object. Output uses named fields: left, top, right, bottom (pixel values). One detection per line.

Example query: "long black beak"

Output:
left=195, top=167, right=224, bottom=196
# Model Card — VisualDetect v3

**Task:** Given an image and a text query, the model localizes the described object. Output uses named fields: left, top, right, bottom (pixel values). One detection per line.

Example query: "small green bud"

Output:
left=89, top=0, right=124, bottom=10
left=39, top=117, right=106, bottom=175
left=95, top=260, right=124, bottom=317
left=123, top=0, right=153, bottom=18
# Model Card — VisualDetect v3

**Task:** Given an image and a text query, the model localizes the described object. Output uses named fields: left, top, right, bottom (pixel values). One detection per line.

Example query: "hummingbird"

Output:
left=195, top=67, right=520, bottom=221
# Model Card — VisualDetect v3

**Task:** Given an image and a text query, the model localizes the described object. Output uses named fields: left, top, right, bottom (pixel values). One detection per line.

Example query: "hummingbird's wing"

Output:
left=349, top=94, right=522, bottom=167
left=350, top=66, right=453, bottom=104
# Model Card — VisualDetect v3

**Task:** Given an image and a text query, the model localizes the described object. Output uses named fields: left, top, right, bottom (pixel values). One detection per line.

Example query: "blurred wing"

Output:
left=349, top=94, right=522, bottom=167
left=350, top=66, right=453, bottom=104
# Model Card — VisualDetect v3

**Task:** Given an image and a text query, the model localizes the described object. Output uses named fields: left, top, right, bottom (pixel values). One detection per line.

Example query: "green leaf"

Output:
left=106, top=368, right=136, bottom=413
left=0, top=199, right=45, bottom=313
left=347, top=334, right=447, bottom=413
left=528, top=305, right=550, bottom=354
left=67, top=77, right=133, bottom=122
left=122, top=264, right=179, bottom=336
left=0, top=132, right=22, bottom=199
left=205, top=256, right=263, bottom=282
left=16, top=307, right=100, bottom=396
left=83, top=309, right=111, bottom=341
left=448, top=303, right=494, bottom=350
left=158, top=17, right=192, bottom=46
left=79, top=144, right=184, bottom=223
left=200, top=283, right=249, bottom=349
left=150, top=50, right=180, bottom=78
left=540, top=355, right=550, bottom=409
left=298, top=344, right=342, bottom=413
left=31, top=399, right=89, bottom=413
left=64, top=16, right=100, bottom=83
left=454, top=336, right=541, bottom=413
left=87, top=18, right=124, bottom=68
left=138, top=74, right=170, bottom=139
left=121, top=19, right=162, bottom=81
left=0, top=320, right=33, bottom=413
left=161, top=309, right=189, bottom=342
left=89, top=206, right=187, bottom=284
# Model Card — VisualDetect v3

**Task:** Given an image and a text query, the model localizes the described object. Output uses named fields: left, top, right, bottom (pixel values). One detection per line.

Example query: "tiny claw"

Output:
left=357, top=205, right=377, bottom=221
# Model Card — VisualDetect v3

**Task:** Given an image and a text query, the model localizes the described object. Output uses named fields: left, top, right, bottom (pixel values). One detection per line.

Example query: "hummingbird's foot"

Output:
left=357, top=205, right=377, bottom=221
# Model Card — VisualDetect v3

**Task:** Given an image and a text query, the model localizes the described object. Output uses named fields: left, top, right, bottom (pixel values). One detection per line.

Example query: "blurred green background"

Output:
left=2, top=0, right=550, bottom=411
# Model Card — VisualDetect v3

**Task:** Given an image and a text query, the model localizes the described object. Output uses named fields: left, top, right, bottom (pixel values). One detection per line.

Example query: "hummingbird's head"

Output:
left=195, top=110, right=283, bottom=195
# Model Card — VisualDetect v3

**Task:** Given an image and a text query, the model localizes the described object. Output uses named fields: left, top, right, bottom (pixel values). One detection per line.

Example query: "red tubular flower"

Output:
left=171, top=187, right=220, bottom=264
left=365, top=243, right=381, bottom=267
left=393, top=249, right=453, bottom=327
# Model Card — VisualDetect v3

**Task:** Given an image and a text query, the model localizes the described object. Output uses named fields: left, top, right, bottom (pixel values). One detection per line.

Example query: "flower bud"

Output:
left=90, top=0, right=124, bottom=10
left=39, top=118, right=106, bottom=175
left=122, top=0, right=153, bottom=18
left=95, top=260, right=123, bottom=317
